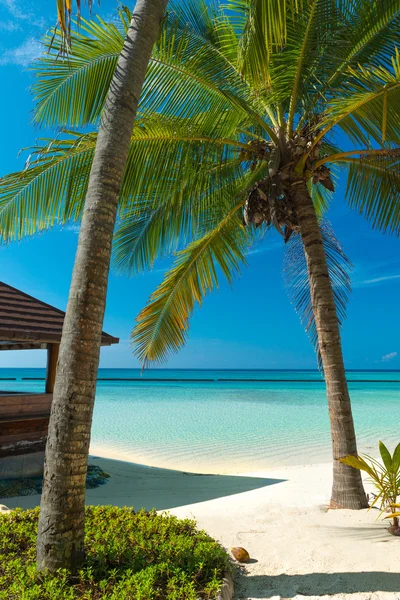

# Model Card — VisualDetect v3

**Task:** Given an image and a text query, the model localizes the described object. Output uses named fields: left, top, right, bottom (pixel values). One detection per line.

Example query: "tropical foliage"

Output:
left=341, top=441, right=400, bottom=535
left=1, top=0, right=399, bottom=366
left=0, top=506, right=229, bottom=598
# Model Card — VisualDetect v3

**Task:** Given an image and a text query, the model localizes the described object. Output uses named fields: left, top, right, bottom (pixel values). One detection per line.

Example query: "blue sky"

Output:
left=0, top=0, right=399, bottom=370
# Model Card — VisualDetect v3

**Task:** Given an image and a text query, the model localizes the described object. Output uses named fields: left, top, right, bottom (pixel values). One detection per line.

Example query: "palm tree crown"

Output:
left=0, top=0, right=399, bottom=365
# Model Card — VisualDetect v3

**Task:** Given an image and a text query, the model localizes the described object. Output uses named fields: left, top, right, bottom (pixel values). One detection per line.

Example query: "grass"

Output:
left=0, top=506, right=230, bottom=599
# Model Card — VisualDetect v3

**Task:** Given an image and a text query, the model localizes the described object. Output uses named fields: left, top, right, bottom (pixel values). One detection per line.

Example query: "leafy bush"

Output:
left=0, top=506, right=230, bottom=599
left=341, top=441, right=400, bottom=535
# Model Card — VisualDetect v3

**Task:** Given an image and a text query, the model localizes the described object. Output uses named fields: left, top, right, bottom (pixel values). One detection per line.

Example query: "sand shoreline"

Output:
left=2, top=454, right=400, bottom=600
left=88, top=442, right=336, bottom=475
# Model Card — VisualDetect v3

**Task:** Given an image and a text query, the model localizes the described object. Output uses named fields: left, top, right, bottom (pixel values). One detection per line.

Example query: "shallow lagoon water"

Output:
left=2, top=369, right=399, bottom=472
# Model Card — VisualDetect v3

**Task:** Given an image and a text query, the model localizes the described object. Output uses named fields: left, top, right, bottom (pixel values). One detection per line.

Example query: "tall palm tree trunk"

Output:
left=293, top=179, right=368, bottom=510
left=36, top=0, right=168, bottom=573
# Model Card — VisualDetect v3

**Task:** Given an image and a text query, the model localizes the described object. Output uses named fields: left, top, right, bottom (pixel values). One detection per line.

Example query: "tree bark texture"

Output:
left=293, top=179, right=368, bottom=510
left=37, top=0, right=169, bottom=572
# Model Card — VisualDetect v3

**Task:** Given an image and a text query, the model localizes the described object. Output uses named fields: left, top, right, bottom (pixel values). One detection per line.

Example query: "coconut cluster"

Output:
left=241, top=125, right=334, bottom=241
left=243, top=177, right=299, bottom=242
left=286, top=130, right=335, bottom=191
left=239, top=139, right=271, bottom=171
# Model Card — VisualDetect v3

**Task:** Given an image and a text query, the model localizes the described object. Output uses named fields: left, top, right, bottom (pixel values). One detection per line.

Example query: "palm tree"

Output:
left=1, top=1, right=399, bottom=512
left=32, top=0, right=167, bottom=573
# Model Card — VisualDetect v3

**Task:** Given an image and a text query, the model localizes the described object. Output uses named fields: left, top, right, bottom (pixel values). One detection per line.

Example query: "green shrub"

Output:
left=340, top=441, right=400, bottom=535
left=0, top=506, right=230, bottom=599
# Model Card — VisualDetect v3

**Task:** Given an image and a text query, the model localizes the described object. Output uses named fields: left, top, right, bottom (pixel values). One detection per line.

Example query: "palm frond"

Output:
left=117, top=114, right=247, bottom=215
left=113, top=156, right=245, bottom=275
left=132, top=204, right=249, bottom=365
left=168, top=0, right=239, bottom=64
left=225, top=0, right=308, bottom=89
left=0, top=115, right=248, bottom=242
left=167, top=0, right=279, bottom=120
left=283, top=220, right=352, bottom=369
left=54, top=0, right=94, bottom=49
left=326, top=0, right=400, bottom=85
left=33, top=17, right=126, bottom=127
left=113, top=204, right=180, bottom=276
left=33, top=9, right=256, bottom=130
left=286, top=0, right=341, bottom=133
left=0, top=133, right=95, bottom=242
left=316, top=54, right=400, bottom=147
left=309, top=162, right=340, bottom=217
left=145, top=18, right=253, bottom=123
left=344, top=151, right=400, bottom=235
left=297, top=0, right=400, bottom=118
left=131, top=160, right=270, bottom=364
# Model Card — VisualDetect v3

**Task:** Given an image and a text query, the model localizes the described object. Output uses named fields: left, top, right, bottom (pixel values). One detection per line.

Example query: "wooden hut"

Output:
left=0, top=281, right=119, bottom=479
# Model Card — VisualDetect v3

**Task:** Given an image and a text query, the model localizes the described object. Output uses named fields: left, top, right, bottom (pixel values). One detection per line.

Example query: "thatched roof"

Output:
left=0, top=281, right=119, bottom=350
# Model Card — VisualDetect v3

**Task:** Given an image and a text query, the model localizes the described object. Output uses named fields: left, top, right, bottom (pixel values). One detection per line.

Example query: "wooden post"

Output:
left=45, top=344, right=59, bottom=394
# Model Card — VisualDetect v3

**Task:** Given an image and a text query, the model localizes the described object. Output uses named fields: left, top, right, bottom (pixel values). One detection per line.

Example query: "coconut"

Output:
left=231, top=547, right=250, bottom=563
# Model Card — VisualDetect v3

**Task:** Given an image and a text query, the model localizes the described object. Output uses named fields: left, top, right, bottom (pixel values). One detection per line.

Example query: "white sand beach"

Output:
left=3, top=454, right=400, bottom=600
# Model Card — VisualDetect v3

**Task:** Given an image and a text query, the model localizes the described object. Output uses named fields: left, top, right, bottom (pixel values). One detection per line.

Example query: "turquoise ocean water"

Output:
left=1, top=369, right=399, bottom=473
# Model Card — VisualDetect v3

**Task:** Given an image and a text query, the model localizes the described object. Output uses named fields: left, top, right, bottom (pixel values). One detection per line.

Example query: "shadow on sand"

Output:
left=1, top=455, right=285, bottom=512
left=321, top=523, right=395, bottom=543
left=236, top=571, right=400, bottom=598
left=86, top=456, right=285, bottom=511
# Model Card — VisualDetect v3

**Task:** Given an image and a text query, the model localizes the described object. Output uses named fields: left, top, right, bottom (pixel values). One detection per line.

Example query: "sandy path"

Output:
left=3, top=457, right=400, bottom=600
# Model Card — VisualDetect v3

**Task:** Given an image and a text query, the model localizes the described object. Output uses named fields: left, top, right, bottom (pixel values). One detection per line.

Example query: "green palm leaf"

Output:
left=168, top=0, right=239, bottom=64
left=33, top=9, right=256, bottom=129
left=226, top=0, right=309, bottom=89
left=326, top=0, right=400, bottom=84
left=0, top=114, right=249, bottom=242
left=283, top=220, right=352, bottom=369
left=131, top=160, right=269, bottom=364
left=300, top=0, right=400, bottom=118
left=33, top=17, right=127, bottom=127
left=132, top=204, right=249, bottom=365
left=316, top=54, right=400, bottom=147
left=0, top=133, right=95, bottom=241
left=285, top=0, right=342, bottom=132
left=344, top=151, right=400, bottom=234
left=117, top=114, right=247, bottom=214
left=113, top=156, right=245, bottom=274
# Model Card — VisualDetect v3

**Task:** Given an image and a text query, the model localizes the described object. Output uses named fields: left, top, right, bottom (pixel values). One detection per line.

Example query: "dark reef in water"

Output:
left=0, top=464, right=110, bottom=498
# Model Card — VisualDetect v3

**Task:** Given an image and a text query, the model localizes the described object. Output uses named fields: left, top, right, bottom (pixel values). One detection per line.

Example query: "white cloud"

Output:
left=64, top=223, right=81, bottom=234
left=0, top=0, right=30, bottom=20
left=353, top=273, right=400, bottom=288
left=382, top=352, right=398, bottom=362
left=363, top=274, right=400, bottom=285
left=246, top=241, right=282, bottom=256
left=0, top=0, right=46, bottom=31
left=352, top=258, right=400, bottom=289
left=146, top=268, right=167, bottom=275
left=0, top=37, right=42, bottom=67
left=0, top=20, right=21, bottom=31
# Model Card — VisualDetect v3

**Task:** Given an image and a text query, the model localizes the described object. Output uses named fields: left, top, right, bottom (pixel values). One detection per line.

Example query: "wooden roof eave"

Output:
left=0, top=329, right=119, bottom=349
left=0, top=281, right=118, bottom=349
